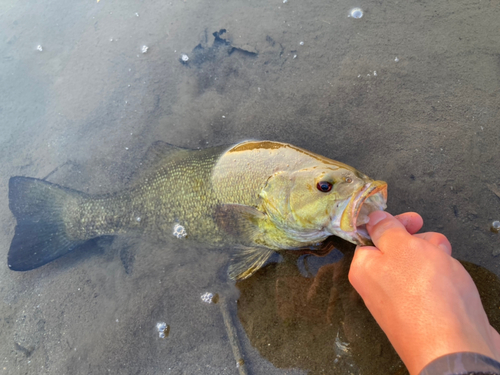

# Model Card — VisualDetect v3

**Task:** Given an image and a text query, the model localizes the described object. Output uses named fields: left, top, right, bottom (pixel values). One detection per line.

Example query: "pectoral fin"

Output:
left=215, top=204, right=266, bottom=243
left=228, top=246, right=277, bottom=280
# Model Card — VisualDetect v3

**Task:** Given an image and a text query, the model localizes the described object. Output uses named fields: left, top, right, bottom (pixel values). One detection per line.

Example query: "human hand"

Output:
left=348, top=210, right=500, bottom=374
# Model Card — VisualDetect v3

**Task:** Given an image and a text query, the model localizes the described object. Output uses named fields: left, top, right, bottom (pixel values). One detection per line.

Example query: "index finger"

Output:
left=395, top=212, right=423, bottom=234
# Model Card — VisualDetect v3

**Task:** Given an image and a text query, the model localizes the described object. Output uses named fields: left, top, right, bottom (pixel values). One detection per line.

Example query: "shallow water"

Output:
left=1, top=0, right=500, bottom=373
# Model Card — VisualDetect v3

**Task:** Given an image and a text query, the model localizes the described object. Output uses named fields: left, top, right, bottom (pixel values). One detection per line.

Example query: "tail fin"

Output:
left=8, top=177, right=85, bottom=271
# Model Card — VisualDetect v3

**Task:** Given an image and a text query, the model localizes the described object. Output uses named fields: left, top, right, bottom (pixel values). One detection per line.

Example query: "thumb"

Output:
left=366, top=210, right=411, bottom=253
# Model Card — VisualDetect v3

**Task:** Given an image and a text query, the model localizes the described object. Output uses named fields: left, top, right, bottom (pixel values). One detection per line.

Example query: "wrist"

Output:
left=380, top=316, right=498, bottom=374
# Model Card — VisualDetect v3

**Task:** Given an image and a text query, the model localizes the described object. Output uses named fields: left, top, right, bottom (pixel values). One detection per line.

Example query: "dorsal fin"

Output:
left=142, top=141, right=189, bottom=167
left=130, top=141, right=190, bottom=182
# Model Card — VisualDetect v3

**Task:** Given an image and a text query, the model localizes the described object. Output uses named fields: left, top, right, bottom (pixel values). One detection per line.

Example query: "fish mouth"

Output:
left=337, top=181, right=388, bottom=245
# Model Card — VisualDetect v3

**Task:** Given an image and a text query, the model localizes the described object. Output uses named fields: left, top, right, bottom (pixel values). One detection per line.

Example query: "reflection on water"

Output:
left=236, top=237, right=500, bottom=375
left=236, top=238, right=405, bottom=375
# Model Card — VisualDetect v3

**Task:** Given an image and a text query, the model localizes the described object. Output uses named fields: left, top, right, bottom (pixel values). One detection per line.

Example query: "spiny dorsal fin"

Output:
left=131, top=141, right=190, bottom=183
left=142, top=141, right=189, bottom=169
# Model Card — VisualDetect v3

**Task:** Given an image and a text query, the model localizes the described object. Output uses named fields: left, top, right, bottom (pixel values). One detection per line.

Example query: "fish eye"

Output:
left=345, top=177, right=353, bottom=183
left=316, top=181, right=333, bottom=192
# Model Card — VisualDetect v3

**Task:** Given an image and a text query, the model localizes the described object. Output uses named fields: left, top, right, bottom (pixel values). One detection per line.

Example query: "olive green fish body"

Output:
left=8, top=141, right=388, bottom=279
left=66, top=146, right=226, bottom=245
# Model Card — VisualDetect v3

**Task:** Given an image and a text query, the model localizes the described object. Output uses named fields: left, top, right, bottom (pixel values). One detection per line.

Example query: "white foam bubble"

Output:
left=349, top=8, right=363, bottom=19
left=201, top=292, right=214, bottom=304
left=173, top=224, right=187, bottom=238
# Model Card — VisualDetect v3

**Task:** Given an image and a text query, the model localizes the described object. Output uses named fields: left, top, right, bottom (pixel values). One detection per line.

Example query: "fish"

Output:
left=7, top=140, right=387, bottom=280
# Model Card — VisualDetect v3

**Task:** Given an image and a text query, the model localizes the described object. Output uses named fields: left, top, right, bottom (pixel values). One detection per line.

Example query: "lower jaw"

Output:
left=333, top=226, right=372, bottom=246
left=355, top=223, right=368, bottom=239
left=337, top=181, right=388, bottom=245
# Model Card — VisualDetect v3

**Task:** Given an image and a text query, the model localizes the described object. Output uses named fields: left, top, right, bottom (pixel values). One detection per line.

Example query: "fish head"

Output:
left=261, top=163, right=387, bottom=246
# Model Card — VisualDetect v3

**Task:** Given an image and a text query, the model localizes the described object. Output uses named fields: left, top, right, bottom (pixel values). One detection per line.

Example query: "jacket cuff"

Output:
left=419, top=352, right=500, bottom=375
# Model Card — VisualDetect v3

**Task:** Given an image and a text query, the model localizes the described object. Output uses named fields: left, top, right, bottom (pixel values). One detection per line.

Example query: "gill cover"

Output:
left=260, top=168, right=338, bottom=234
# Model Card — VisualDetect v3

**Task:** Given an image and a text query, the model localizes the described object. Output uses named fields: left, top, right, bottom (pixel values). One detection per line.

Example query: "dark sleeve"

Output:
left=419, top=352, right=500, bottom=375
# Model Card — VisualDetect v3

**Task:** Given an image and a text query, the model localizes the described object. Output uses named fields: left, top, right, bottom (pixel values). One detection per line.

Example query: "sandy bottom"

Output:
left=0, top=0, right=499, bottom=373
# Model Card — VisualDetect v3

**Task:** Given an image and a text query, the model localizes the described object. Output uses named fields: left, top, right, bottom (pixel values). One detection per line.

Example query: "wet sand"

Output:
left=1, top=0, right=499, bottom=373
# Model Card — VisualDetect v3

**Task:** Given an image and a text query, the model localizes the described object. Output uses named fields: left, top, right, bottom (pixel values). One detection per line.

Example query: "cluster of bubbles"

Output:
left=173, top=224, right=187, bottom=238
left=156, top=322, right=170, bottom=339
left=200, top=292, right=219, bottom=304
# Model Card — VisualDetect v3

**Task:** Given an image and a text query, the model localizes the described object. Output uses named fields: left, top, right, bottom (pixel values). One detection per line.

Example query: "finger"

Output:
left=413, top=232, right=452, bottom=255
left=366, top=211, right=410, bottom=252
left=349, top=245, right=380, bottom=289
left=395, top=212, right=423, bottom=234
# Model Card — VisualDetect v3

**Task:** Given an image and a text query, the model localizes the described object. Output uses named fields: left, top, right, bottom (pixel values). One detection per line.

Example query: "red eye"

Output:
left=317, top=181, right=333, bottom=192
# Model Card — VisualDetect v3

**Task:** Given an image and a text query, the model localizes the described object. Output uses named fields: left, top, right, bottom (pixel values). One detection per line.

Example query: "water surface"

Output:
left=1, top=0, right=499, bottom=373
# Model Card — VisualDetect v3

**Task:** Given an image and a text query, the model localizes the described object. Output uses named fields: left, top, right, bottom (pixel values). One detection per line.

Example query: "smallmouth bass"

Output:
left=7, top=141, right=387, bottom=279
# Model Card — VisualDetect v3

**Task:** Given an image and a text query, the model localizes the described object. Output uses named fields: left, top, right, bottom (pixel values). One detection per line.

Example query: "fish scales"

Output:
left=66, top=147, right=227, bottom=244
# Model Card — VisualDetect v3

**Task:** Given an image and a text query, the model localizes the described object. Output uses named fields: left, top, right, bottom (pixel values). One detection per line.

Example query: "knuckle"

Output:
left=427, top=232, right=450, bottom=245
